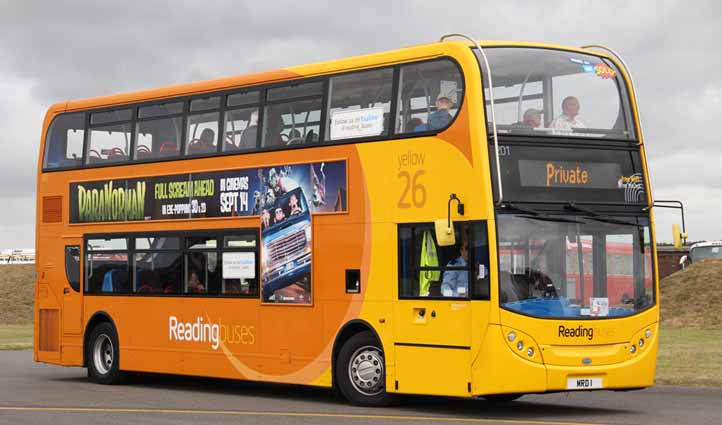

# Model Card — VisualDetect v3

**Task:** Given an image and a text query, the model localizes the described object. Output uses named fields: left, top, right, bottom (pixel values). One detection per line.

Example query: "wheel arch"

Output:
left=331, top=319, right=384, bottom=389
left=82, top=311, right=117, bottom=367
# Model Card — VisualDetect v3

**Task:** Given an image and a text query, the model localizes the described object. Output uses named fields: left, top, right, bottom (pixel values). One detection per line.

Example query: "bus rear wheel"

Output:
left=87, top=322, right=124, bottom=384
left=336, top=331, right=394, bottom=406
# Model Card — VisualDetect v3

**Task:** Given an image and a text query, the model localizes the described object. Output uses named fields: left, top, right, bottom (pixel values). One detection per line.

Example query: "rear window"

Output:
left=43, top=113, right=85, bottom=170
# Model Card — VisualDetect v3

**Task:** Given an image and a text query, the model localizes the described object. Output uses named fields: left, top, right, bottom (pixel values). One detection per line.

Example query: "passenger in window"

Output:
left=188, top=269, right=205, bottom=293
left=239, top=110, right=259, bottom=150
left=428, top=93, right=455, bottom=130
left=405, top=117, right=423, bottom=132
left=441, top=237, right=468, bottom=297
left=189, top=128, right=215, bottom=154
left=549, top=96, right=585, bottom=131
left=516, top=108, right=542, bottom=129
left=265, top=115, right=285, bottom=147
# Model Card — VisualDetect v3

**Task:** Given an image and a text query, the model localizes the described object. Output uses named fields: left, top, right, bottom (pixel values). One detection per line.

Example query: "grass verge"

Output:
left=656, top=328, right=722, bottom=387
left=0, top=324, right=33, bottom=350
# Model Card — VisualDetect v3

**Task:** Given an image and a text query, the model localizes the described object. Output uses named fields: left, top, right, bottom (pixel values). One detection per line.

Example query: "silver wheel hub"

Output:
left=348, top=345, right=384, bottom=396
left=93, top=334, right=114, bottom=375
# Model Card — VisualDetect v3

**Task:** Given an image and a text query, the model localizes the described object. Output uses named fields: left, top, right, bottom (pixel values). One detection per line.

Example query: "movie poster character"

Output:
left=260, top=187, right=312, bottom=304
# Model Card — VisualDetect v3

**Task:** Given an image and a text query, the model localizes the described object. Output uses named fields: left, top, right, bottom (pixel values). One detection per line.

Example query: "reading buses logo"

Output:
left=168, top=316, right=255, bottom=351
left=618, top=174, right=645, bottom=203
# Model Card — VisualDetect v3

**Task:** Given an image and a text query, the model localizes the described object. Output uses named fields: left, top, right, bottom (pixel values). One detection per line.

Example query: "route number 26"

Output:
left=398, top=170, right=426, bottom=208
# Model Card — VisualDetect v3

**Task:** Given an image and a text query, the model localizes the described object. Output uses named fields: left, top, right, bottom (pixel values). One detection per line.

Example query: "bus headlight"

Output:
left=503, top=327, right=543, bottom=364
left=630, top=345, right=637, bottom=354
left=638, top=338, right=644, bottom=348
left=645, top=329, right=652, bottom=339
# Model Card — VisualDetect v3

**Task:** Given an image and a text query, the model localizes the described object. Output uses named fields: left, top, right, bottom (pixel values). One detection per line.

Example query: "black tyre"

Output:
left=483, top=393, right=524, bottom=403
left=86, top=322, right=124, bottom=384
left=335, top=331, right=394, bottom=406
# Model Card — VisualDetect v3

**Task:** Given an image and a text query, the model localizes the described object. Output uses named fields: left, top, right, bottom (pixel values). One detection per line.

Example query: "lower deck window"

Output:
left=398, top=221, right=489, bottom=299
left=85, top=230, right=258, bottom=297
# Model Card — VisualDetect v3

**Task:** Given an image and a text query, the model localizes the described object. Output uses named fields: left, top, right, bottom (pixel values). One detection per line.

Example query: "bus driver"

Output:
left=441, top=237, right=468, bottom=297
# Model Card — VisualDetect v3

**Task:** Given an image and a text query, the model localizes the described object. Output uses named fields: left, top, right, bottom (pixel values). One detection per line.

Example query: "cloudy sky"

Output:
left=1, top=0, right=719, bottom=247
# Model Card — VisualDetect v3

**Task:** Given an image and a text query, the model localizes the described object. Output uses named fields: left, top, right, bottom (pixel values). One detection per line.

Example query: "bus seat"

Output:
left=499, top=271, right=519, bottom=303
left=101, top=271, right=114, bottom=292
left=159, top=141, right=179, bottom=157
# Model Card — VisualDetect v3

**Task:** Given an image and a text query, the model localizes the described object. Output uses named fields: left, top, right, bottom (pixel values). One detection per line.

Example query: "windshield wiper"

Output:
left=500, top=202, right=541, bottom=216
left=502, top=203, right=585, bottom=223
left=564, top=203, right=639, bottom=226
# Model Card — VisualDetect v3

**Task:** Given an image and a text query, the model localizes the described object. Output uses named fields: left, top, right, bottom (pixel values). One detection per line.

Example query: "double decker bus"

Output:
left=35, top=35, right=657, bottom=405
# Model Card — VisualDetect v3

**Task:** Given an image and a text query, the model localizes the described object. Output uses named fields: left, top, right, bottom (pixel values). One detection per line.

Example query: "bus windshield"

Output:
left=481, top=47, right=636, bottom=140
left=497, top=214, right=653, bottom=319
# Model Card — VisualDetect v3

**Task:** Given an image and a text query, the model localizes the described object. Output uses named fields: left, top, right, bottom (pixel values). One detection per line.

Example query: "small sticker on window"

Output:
left=222, top=252, right=255, bottom=279
left=594, top=64, right=617, bottom=79
left=329, top=107, right=384, bottom=140
left=713, top=247, right=720, bottom=253
left=589, top=297, right=609, bottom=317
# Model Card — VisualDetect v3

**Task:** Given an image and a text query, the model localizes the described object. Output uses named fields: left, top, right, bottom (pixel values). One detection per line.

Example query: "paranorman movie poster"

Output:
left=69, top=160, right=347, bottom=223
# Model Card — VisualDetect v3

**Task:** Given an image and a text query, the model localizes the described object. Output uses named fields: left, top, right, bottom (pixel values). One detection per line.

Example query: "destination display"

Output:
left=491, top=145, right=647, bottom=205
left=519, top=160, right=622, bottom=189
left=69, top=160, right=347, bottom=223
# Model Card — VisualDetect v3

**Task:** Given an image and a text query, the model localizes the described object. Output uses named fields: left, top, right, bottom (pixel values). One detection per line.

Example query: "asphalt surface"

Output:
left=1, top=350, right=721, bottom=425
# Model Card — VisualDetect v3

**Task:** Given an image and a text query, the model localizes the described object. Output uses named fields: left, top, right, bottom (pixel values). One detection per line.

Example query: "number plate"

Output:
left=566, top=377, right=603, bottom=390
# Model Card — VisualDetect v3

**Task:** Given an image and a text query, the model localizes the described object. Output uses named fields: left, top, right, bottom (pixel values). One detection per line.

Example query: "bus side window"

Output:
left=325, top=68, right=393, bottom=142
left=65, top=246, right=81, bottom=292
left=395, top=59, right=463, bottom=134
left=398, top=223, right=471, bottom=298
left=263, top=82, right=323, bottom=148
left=43, top=113, right=85, bottom=170
left=471, top=222, right=490, bottom=300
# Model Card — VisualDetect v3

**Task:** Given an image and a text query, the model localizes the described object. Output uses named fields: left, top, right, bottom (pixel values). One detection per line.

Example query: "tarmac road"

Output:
left=1, top=350, right=720, bottom=425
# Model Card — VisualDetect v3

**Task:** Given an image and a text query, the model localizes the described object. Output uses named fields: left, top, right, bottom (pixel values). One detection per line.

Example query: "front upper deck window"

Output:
left=481, top=48, right=636, bottom=140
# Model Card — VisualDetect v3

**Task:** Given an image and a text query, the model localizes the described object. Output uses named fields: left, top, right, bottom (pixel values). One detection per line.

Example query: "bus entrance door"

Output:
left=393, top=299, right=472, bottom=396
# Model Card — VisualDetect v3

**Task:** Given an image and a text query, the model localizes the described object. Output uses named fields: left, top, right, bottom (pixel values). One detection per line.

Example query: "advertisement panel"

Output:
left=69, top=160, right=347, bottom=223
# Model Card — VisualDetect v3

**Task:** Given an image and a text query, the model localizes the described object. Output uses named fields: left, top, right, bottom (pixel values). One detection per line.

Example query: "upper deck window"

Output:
left=395, top=59, right=463, bottom=134
left=481, top=48, right=635, bottom=141
left=43, top=112, right=85, bottom=170
left=326, top=68, right=393, bottom=141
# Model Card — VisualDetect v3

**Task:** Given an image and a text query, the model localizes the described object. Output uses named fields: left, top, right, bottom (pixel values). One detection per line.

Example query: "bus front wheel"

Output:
left=336, top=331, right=394, bottom=406
left=87, top=322, right=124, bottom=384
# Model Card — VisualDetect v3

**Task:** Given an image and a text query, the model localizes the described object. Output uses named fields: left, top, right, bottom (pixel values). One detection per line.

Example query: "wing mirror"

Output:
left=435, top=194, right=464, bottom=247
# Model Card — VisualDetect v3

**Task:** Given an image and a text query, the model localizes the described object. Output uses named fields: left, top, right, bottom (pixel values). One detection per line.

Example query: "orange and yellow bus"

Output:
left=35, top=35, right=659, bottom=405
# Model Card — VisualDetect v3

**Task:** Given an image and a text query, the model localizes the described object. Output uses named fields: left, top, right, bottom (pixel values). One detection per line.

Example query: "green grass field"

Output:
left=0, top=324, right=33, bottom=350
left=656, top=328, right=722, bottom=387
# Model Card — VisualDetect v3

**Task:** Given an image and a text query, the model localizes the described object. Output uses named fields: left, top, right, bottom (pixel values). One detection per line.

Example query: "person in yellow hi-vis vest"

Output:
left=419, top=230, right=440, bottom=296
